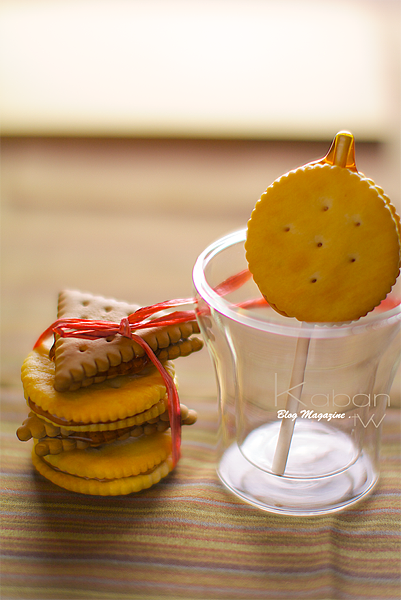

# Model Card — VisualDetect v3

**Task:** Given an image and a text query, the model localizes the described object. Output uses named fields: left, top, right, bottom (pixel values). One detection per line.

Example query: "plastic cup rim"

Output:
left=192, top=229, right=401, bottom=339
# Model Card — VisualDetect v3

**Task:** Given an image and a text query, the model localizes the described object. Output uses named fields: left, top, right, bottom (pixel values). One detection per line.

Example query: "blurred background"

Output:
left=1, top=0, right=400, bottom=393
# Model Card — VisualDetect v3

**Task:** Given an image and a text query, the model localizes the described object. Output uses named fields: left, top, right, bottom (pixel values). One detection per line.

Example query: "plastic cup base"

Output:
left=217, top=440, right=378, bottom=516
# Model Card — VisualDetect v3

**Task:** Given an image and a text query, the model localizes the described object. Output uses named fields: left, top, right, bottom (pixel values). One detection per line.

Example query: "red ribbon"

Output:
left=34, top=269, right=253, bottom=468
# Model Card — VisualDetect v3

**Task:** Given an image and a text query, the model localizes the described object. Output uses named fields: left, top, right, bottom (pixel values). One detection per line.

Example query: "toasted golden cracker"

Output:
left=33, top=454, right=173, bottom=495
left=18, top=397, right=169, bottom=438
left=32, top=434, right=173, bottom=496
left=246, top=164, right=400, bottom=322
left=22, top=343, right=175, bottom=425
left=32, top=432, right=173, bottom=495
left=40, top=431, right=172, bottom=479
left=54, top=290, right=201, bottom=391
left=18, top=399, right=197, bottom=458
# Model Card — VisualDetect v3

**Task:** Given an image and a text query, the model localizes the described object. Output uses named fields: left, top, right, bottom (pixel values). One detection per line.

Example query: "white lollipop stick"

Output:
left=272, top=323, right=312, bottom=475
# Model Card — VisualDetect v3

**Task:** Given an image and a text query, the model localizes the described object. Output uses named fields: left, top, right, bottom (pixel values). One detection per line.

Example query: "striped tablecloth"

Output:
left=2, top=383, right=400, bottom=600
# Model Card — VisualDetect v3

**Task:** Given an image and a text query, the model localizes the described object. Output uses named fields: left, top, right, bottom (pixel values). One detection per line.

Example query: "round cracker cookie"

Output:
left=21, top=343, right=174, bottom=425
left=245, top=163, right=400, bottom=323
left=32, top=432, right=173, bottom=495
left=33, top=453, right=173, bottom=495
left=28, top=396, right=168, bottom=433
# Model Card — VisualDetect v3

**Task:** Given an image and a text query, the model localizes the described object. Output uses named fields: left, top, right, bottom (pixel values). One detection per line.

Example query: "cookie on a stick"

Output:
left=246, top=132, right=400, bottom=323
left=245, top=131, right=400, bottom=475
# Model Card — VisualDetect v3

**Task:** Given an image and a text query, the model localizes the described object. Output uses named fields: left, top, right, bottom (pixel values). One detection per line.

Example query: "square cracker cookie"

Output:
left=53, top=290, right=198, bottom=392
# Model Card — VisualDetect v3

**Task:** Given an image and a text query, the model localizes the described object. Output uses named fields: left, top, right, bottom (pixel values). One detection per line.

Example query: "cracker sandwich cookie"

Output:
left=17, top=290, right=202, bottom=496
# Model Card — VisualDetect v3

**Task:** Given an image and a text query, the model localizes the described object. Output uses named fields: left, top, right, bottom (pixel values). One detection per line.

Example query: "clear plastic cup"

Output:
left=193, top=229, right=401, bottom=516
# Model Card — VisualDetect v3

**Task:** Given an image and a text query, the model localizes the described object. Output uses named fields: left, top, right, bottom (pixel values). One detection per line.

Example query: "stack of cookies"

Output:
left=17, top=290, right=203, bottom=496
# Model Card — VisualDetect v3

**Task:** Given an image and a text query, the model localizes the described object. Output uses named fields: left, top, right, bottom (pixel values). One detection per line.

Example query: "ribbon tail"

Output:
left=214, top=269, right=252, bottom=296
left=129, top=298, right=195, bottom=323
left=33, top=320, right=62, bottom=348
left=130, top=334, right=181, bottom=467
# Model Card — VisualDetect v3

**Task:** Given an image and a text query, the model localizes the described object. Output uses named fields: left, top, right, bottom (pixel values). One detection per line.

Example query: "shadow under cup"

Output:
left=192, top=230, right=401, bottom=516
